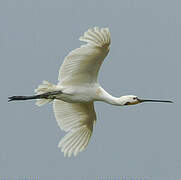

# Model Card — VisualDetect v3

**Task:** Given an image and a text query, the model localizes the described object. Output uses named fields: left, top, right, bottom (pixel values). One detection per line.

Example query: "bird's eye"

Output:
left=133, top=97, right=137, bottom=100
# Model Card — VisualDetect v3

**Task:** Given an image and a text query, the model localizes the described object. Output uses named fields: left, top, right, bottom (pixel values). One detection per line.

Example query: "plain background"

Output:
left=0, top=0, right=180, bottom=180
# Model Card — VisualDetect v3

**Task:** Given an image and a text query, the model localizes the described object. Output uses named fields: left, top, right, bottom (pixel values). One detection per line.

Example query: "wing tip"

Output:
left=79, top=26, right=111, bottom=48
left=58, top=127, right=92, bottom=157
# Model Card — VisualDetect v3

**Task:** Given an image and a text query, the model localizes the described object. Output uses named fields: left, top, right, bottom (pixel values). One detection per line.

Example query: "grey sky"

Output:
left=1, top=0, right=180, bottom=180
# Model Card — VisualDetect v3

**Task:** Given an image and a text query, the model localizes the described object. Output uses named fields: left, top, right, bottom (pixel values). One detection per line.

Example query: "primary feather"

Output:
left=58, top=27, right=111, bottom=86
left=52, top=27, right=110, bottom=156
left=53, top=100, right=96, bottom=157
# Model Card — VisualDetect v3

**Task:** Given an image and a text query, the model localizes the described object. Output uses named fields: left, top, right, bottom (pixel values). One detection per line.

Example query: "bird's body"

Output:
left=9, top=27, right=172, bottom=157
left=54, top=83, right=99, bottom=103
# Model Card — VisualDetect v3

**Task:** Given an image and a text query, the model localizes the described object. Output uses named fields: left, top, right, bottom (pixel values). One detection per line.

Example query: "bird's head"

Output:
left=120, top=95, right=173, bottom=106
left=120, top=95, right=140, bottom=105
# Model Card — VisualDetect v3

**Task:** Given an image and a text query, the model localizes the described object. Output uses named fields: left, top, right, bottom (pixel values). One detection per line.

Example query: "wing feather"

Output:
left=53, top=27, right=110, bottom=157
left=58, top=27, right=111, bottom=85
left=53, top=99, right=96, bottom=157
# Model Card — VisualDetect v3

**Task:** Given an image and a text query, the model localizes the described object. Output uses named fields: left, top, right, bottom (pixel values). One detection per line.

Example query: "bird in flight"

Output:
left=9, top=27, right=172, bottom=157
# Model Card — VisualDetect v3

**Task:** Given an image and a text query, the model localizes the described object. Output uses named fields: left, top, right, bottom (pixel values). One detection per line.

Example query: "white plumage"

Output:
left=9, top=27, right=172, bottom=157
left=53, top=27, right=110, bottom=157
left=40, top=27, right=111, bottom=157
left=53, top=100, right=96, bottom=157
left=58, top=27, right=110, bottom=86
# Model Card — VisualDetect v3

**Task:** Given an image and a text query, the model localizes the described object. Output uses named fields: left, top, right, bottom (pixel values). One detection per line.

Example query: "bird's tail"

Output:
left=34, top=80, right=57, bottom=107
left=9, top=81, right=59, bottom=107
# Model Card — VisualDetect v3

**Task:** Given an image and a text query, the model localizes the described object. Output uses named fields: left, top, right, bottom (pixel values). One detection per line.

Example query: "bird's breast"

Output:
left=55, top=84, right=98, bottom=103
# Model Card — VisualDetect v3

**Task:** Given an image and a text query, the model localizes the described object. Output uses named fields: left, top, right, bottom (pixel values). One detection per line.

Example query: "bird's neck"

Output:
left=97, top=87, right=124, bottom=106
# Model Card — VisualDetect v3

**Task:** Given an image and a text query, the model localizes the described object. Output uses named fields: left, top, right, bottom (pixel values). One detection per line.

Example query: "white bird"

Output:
left=9, top=27, right=172, bottom=157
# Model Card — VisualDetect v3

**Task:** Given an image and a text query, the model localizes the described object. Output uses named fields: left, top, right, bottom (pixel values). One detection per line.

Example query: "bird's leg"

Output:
left=8, top=90, right=62, bottom=102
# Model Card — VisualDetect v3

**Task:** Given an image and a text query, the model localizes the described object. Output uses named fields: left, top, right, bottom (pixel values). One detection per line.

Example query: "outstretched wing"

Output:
left=58, top=27, right=111, bottom=86
left=53, top=99, right=96, bottom=157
